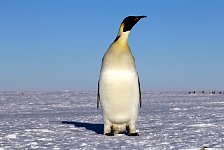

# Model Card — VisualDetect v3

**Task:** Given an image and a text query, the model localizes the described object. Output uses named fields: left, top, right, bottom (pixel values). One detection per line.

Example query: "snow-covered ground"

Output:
left=0, top=91, right=223, bottom=149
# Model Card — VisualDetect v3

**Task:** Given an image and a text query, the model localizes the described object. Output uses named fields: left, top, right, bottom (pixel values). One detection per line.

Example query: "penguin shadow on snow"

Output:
left=61, top=121, right=103, bottom=134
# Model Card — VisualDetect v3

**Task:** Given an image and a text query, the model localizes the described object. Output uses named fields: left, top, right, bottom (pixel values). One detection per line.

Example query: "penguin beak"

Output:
left=135, top=16, right=147, bottom=21
left=138, top=16, right=147, bottom=19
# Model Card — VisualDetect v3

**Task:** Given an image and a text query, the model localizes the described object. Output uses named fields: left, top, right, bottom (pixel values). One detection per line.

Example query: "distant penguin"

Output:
left=97, top=16, right=146, bottom=136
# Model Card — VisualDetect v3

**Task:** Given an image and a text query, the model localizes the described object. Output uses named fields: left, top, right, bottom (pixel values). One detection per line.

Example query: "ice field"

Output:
left=0, top=91, right=223, bottom=149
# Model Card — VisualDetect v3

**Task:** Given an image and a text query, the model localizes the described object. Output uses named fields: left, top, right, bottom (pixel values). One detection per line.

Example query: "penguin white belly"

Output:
left=100, top=68, right=139, bottom=124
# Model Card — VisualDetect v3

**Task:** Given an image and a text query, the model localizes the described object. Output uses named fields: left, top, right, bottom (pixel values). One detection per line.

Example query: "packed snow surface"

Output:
left=0, top=91, right=223, bottom=149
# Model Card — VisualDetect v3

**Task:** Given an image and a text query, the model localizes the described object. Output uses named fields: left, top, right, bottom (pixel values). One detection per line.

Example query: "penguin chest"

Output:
left=100, top=68, right=139, bottom=119
left=101, top=69, right=138, bottom=93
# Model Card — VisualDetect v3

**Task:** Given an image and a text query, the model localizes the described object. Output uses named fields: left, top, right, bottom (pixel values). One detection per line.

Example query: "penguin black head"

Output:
left=122, top=16, right=146, bottom=32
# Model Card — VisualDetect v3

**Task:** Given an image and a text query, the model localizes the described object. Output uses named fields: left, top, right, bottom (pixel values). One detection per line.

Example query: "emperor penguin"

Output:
left=97, top=16, right=146, bottom=136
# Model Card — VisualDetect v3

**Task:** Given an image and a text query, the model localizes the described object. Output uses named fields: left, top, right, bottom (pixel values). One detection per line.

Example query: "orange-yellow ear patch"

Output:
left=121, top=23, right=125, bottom=28
left=119, top=23, right=125, bottom=33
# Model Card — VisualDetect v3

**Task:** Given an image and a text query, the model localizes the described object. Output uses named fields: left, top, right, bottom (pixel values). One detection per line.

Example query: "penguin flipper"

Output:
left=138, top=77, right=142, bottom=108
left=97, top=81, right=100, bottom=109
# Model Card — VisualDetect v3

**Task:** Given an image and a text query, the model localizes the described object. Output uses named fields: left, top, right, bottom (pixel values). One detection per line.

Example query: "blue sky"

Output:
left=0, top=0, right=224, bottom=91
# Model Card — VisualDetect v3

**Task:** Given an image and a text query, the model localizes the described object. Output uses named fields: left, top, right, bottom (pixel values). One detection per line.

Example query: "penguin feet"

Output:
left=104, top=125, right=115, bottom=136
left=126, top=126, right=139, bottom=136
left=104, top=133, right=114, bottom=136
